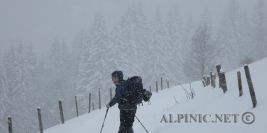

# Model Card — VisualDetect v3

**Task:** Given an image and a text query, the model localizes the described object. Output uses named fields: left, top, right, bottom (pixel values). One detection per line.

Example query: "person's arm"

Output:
left=108, top=84, right=125, bottom=107
left=108, top=89, right=120, bottom=107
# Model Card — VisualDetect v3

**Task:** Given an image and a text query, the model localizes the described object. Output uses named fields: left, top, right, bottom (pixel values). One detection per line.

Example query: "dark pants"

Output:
left=118, top=109, right=136, bottom=133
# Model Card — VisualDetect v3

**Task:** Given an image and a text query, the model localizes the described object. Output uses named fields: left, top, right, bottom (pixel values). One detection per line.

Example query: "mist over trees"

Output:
left=0, top=0, right=267, bottom=132
left=184, top=12, right=215, bottom=81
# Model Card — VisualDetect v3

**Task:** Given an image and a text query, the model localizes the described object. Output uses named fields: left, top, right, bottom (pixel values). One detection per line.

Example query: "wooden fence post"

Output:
left=216, top=64, right=222, bottom=88
left=206, top=76, right=211, bottom=86
left=98, top=88, right=101, bottom=109
left=244, top=65, right=257, bottom=108
left=75, top=96, right=79, bottom=117
left=88, top=93, right=91, bottom=113
left=160, top=77, right=163, bottom=90
left=216, top=64, right=221, bottom=73
left=221, top=72, right=228, bottom=93
left=202, top=79, right=206, bottom=87
left=166, top=79, right=170, bottom=88
left=58, top=100, right=64, bottom=124
left=37, top=108, right=43, bottom=133
left=202, top=75, right=208, bottom=87
left=110, top=88, right=113, bottom=101
left=237, top=71, right=243, bottom=96
left=210, top=72, right=216, bottom=88
left=156, top=81, right=158, bottom=93
left=8, top=116, right=13, bottom=133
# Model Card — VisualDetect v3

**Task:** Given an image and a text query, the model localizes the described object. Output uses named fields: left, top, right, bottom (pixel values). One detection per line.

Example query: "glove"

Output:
left=106, top=103, right=110, bottom=108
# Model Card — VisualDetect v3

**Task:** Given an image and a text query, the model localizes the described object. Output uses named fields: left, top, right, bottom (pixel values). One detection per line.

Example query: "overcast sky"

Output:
left=0, top=0, right=254, bottom=53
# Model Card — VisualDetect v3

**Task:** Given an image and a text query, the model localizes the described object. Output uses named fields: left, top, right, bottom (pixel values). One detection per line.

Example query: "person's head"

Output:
left=111, top=70, right=123, bottom=85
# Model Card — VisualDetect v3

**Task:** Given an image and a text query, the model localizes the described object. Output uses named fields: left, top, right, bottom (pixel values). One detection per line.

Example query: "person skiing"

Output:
left=106, top=70, right=137, bottom=133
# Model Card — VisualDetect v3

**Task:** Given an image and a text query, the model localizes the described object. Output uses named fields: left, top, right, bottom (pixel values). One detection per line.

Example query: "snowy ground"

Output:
left=43, top=58, right=267, bottom=133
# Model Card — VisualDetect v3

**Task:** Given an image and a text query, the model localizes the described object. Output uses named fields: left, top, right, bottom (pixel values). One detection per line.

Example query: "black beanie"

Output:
left=111, top=70, right=123, bottom=80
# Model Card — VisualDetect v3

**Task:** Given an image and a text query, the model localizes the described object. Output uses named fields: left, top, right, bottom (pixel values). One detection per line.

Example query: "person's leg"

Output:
left=118, top=109, right=127, bottom=133
left=118, top=126, right=126, bottom=133
left=118, top=109, right=136, bottom=133
left=125, top=109, right=136, bottom=133
left=126, top=127, right=134, bottom=133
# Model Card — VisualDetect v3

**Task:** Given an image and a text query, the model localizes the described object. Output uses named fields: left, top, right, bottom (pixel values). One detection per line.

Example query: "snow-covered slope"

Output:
left=43, top=58, right=267, bottom=133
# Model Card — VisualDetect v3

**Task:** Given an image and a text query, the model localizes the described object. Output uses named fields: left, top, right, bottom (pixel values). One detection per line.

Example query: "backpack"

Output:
left=126, top=76, right=152, bottom=105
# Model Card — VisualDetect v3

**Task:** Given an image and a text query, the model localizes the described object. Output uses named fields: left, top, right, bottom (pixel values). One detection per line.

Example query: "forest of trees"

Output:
left=0, top=0, right=266, bottom=132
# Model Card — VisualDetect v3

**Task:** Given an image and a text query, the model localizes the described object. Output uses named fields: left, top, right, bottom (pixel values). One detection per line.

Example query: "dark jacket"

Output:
left=109, top=80, right=137, bottom=110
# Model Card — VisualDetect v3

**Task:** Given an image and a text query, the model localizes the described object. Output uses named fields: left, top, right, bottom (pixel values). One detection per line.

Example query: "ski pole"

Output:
left=135, top=115, right=149, bottom=133
left=100, top=108, right=109, bottom=133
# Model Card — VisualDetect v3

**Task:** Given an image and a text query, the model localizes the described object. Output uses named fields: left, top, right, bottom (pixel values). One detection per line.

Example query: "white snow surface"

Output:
left=43, top=58, right=267, bottom=133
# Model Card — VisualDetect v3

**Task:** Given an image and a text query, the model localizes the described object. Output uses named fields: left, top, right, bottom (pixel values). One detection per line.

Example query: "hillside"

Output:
left=42, top=57, right=267, bottom=133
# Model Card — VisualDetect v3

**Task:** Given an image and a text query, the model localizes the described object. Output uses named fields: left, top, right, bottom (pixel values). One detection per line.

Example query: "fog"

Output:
left=0, top=0, right=266, bottom=132
left=0, top=0, right=253, bottom=53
